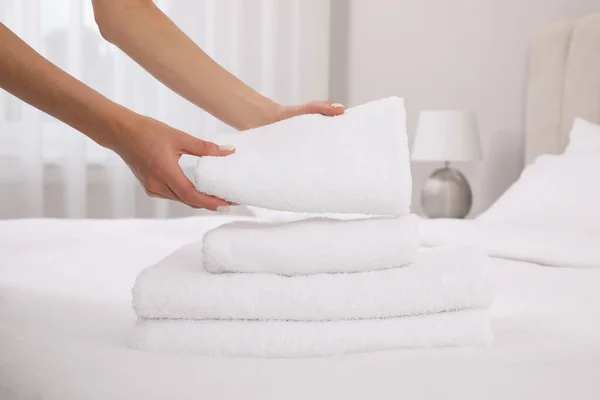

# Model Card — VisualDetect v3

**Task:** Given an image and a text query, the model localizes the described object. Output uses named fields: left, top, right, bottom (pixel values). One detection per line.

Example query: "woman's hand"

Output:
left=93, top=2, right=346, bottom=133
left=252, top=100, right=345, bottom=129
left=110, top=101, right=342, bottom=210
left=276, top=101, right=345, bottom=122
left=111, top=116, right=235, bottom=211
left=1, top=23, right=232, bottom=211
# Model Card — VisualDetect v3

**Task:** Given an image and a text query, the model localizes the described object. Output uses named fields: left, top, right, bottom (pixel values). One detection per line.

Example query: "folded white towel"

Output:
left=202, top=215, right=419, bottom=275
left=131, top=310, right=492, bottom=357
left=194, top=97, right=411, bottom=216
left=133, top=243, right=492, bottom=321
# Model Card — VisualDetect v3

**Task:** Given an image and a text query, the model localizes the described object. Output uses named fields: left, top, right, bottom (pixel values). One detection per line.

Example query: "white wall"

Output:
left=331, top=0, right=600, bottom=216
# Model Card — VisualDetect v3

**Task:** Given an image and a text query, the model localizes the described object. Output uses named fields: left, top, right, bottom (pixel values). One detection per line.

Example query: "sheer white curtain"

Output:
left=0, top=0, right=331, bottom=219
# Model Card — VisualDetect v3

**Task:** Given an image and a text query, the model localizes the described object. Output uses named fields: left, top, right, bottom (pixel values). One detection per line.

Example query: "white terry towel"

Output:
left=202, top=214, right=419, bottom=275
left=194, top=97, right=411, bottom=216
left=131, top=310, right=492, bottom=358
left=133, top=243, right=492, bottom=321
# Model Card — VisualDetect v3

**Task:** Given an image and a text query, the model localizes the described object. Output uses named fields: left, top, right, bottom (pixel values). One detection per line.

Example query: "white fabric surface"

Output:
left=132, top=244, right=492, bottom=321
left=477, top=153, right=600, bottom=233
left=419, top=219, right=600, bottom=269
left=132, top=310, right=492, bottom=358
left=202, top=214, right=419, bottom=275
left=429, top=149, right=600, bottom=269
left=1, top=218, right=600, bottom=400
left=194, top=97, right=411, bottom=215
left=565, top=117, right=600, bottom=156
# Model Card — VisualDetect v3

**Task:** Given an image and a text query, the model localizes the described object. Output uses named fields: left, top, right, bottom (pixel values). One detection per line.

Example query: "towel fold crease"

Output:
left=132, top=309, right=492, bottom=358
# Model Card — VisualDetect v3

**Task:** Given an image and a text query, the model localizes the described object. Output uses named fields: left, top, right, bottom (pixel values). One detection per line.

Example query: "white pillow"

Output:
left=565, top=117, right=600, bottom=156
left=477, top=153, right=600, bottom=231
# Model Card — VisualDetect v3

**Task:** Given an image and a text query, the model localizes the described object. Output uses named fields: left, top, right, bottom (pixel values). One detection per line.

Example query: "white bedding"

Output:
left=419, top=218, right=600, bottom=268
left=1, top=217, right=600, bottom=400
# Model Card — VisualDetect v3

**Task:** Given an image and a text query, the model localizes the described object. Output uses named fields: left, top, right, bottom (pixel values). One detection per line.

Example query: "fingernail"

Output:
left=216, top=206, right=231, bottom=212
left=218, top=145, right=236, bottom=151
left=331, top=103, right=345, bottom=108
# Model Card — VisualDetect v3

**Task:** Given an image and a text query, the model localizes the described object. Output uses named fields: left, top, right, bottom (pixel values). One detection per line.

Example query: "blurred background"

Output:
left=1, top=0, right=599, bottom=219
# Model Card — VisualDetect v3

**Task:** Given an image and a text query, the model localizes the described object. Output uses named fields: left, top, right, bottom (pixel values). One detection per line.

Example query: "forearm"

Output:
left=0, top=23, right=136, bottom=150
left=93, top=0, right=279, bottom=131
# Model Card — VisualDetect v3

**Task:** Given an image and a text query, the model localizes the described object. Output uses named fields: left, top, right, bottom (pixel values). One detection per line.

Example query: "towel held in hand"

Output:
left=194, top=96, right=412, bottom=216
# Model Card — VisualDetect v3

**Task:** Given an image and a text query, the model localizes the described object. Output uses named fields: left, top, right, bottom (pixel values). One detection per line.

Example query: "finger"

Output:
left=148, top=186, right=203, bottom=209
left=183, top=136, right=236, bottom=157
left=163, top=161, right=231, bottom=211
left=145, top=190, right=169, bottom=200
left=155, top=186, right=204, bottom=209
left=283, top=101, right=345, bottom=119
left=145, top=181, right=209, bottom=210
left=144, top=182, right=177, bottom=201
left=309, top=100, right=345, bottom=116
left=162, top=184, right=180, bottom=201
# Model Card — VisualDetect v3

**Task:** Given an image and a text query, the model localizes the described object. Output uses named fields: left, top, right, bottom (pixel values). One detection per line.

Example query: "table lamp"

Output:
left=411, top=110, right=482, bottom=218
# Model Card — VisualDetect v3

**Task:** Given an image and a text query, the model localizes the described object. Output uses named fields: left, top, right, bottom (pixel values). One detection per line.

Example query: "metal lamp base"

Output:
left=421, top=164, right=472, bottom=219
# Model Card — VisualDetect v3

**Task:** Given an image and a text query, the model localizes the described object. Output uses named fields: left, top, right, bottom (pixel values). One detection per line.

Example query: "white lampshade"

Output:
left=411, top=111, right=482, bottom=162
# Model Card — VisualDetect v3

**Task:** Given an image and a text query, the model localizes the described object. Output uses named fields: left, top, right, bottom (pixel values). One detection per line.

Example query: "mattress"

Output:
left=1, top=217, right=599, bottom=400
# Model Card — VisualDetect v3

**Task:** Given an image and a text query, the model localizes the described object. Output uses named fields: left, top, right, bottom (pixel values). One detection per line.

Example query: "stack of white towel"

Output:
left=131, top=97, right=493, bottom=358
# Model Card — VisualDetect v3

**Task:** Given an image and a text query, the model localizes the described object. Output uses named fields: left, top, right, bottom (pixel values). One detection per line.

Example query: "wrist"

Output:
left=90, top=104, right=142, bottom=152
left=234, top=95, right=282, bottom=131
left=255, top=99, right=283, bottom=128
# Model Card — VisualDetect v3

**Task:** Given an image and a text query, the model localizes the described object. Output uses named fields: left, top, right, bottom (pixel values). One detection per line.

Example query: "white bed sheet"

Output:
left=1, top=217, right=599, bottom=400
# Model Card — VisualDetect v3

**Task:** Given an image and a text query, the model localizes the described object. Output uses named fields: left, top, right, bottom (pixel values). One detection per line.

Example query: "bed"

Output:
left=2, top=12, right=600, bottom=400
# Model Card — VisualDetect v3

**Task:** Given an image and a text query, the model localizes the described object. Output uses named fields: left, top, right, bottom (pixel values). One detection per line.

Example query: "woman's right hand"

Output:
left=111, top=115, right=235, bottom=211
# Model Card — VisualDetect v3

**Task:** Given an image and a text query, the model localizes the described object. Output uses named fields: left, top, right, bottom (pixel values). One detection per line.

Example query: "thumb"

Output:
left=184, top=136, right=236, bottom=157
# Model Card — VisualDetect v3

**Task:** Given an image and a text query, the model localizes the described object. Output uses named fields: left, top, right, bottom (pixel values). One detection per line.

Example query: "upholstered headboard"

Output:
left=525, top=12, right=600, bottom=164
